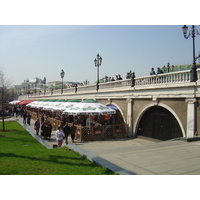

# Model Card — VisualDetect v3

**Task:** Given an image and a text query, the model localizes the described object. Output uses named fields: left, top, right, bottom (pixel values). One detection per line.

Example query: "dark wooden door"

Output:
left=137, top=106, right=182, bottom=140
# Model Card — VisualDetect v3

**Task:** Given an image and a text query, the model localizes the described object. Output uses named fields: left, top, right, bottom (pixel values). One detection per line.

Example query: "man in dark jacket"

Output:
left=23, top=112, right=27, bottom=124
left=63, top=122, right=71, bottom=145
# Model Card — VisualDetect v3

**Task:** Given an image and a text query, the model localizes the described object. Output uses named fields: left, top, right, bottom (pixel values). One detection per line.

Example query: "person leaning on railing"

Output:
left=150, top=68, right=156, bottom=75
left=157, top=67, right=164, bottom=74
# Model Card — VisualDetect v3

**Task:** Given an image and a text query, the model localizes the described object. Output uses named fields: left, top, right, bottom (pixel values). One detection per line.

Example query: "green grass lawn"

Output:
left=0, top=121, right=116, bottom=175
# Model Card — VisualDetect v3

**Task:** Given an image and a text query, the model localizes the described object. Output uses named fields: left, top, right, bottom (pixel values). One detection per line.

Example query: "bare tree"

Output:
left=0, top=68, right=11, bottom=131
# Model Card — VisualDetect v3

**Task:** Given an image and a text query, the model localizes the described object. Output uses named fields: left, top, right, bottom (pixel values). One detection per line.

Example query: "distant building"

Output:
left=14, top=77, right=83, bottom=96
left=14, top=77, right=45, bottom=95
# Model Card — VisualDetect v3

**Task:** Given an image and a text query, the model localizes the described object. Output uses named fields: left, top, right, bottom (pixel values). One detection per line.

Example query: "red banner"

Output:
left=95, top=130, right=102, bottom=135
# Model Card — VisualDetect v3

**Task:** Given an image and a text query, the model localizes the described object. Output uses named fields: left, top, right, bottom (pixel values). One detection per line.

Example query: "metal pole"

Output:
left=61, top=77, right=63, bottom=94
left=97, top=63, right=99, bottom=91
left=191, top=25, right=197, bottom=82
left=94, top=54, right=102, bottom=92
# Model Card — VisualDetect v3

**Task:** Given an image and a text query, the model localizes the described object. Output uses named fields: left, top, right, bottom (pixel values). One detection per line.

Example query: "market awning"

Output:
left=17, top=100, right=35, bottom=105
left=107, top=104, right=119, bottom=110
left=63, top=99, right=116, bottom=116
left=9, top=100, right=20, bottom=104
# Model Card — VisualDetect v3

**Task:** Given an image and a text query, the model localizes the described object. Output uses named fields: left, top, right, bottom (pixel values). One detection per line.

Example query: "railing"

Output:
left=27, top=110, right=64, bottom=130
left=135, top=70, right=191, bottom=86
left=76, top=124, right=127, bottom=142
left=22, top=69, right=200, bottom=99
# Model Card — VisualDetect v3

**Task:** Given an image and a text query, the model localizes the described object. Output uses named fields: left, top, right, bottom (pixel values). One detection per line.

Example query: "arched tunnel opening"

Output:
left=137, top=106, right=183, bottom=141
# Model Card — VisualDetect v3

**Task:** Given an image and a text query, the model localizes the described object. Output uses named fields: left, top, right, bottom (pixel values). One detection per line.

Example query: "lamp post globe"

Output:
left=182, top=25, right=188, bottom=37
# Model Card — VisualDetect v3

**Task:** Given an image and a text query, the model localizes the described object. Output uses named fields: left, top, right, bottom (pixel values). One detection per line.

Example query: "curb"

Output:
left=16, top=119, right=53, bottom=149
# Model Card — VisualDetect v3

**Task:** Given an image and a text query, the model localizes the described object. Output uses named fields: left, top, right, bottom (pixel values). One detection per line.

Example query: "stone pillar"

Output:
left=126, top=98, right=133, bottom=137
left=186, top=98, right=196, bottom=138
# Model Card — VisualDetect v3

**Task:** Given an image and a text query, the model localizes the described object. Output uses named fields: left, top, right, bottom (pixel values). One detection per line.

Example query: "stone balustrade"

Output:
left=23, top=68, right=200, bottom=98
left=134, top=70, right=192, bottom=87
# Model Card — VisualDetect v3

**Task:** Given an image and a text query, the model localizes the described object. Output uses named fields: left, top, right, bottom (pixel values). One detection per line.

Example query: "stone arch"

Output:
left=134, top=102, right=185, bottom=140
left=106, top=103, right=126, bottom=124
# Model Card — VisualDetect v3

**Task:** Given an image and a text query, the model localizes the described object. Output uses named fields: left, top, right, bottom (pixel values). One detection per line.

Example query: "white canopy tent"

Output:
left=9, top=100, right=20, bottom=105
left=63, top=99, right=116, bottom=116
left=62, top=99, right=116, bottom=128
left=52, top=101, right=80, bottom=112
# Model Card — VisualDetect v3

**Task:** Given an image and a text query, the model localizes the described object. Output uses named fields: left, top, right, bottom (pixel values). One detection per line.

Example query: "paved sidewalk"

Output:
left=75, top=138, right=200, bottom=175
left=8, top=116, right=200, bottom=175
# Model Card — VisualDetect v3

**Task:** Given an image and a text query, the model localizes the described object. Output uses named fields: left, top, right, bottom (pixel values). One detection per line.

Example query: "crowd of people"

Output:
left=33, top=114, right=77, bottom=147
left=150, top=67, right=164, bottom=75
left=104, top=74, right=123, bottom=82
left=9, top=104, right=123, bottom=148
left=11, top=107, right=32, bottom=125
left=104, top=71, right=136, bottom=87
left=55, top=122, right=77, bottom=147
left=9, top=105, right=78, bottom=147
left=103, top=67, right=164, bottom=83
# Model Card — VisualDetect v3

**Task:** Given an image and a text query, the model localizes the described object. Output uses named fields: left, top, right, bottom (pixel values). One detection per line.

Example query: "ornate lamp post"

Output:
left=43, top=77, right=46, bottom=96
left=60, top=69, right=65, bottom=94
left=182, top=25, right=200, bottom=82
left=34, top=80, right=37, bottom=96
left=94, top=53, right=102, bottom=92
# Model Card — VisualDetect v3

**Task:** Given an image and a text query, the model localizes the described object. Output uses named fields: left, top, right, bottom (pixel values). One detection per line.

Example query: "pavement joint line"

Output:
left=67, top=144, right=136, bottom=175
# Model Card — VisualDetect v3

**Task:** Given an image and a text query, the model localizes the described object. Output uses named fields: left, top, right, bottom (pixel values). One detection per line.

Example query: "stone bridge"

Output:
left=21, top=68, right=200, bottom=141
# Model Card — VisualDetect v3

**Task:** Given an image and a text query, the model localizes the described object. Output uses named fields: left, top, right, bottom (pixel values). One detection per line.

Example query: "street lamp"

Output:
left=35, top=80, right=37, bottom=96
left=60, top=69, right=65, bottom=94
left=43, top=77, right=46, bottom=96
left=94, top=53, right=102, bottom=92
left=182, top=25, right=200, bottom=82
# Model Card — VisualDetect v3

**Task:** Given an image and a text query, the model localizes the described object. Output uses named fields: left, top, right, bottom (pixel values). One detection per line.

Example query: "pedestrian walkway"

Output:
left=75, top=138, right=200, bottom=175
left=8, top=116, right=200, bottom=175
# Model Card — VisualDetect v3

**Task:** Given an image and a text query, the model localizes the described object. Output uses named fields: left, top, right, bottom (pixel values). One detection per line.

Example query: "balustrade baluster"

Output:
left=197, top=69, right=200, bottom=81
left=161, top=76, right=163, bottom=84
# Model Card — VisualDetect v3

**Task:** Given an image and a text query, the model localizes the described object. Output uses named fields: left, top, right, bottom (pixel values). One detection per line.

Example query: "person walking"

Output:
left=42, top=120, right=52, bottom=140
left=63, top=122, right=71, bottom=145
left=34, top=118, right=40, bottom=135
left=27, top=113, right=31, bottom=125
left=55, top=125, right=65, bottom=147
left=41, top=120, right=48, bottom=139
left=41, top=114, right=44, bottom=125
left=46, top=121, right=52, bottom=140
left=23, top=112, right=27, bottom=124
left=70, top=123, right=77, bottom=143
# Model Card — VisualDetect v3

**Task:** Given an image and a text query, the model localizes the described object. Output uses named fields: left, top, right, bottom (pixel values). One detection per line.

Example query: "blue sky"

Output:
left=0, top=1, right=200, bottom=86
left=1, top=25, right=200, bottom=86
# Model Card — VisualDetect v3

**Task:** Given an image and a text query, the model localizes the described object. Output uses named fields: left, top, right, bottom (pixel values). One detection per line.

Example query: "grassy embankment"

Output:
left=0, top=121, right=116, bottom=175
